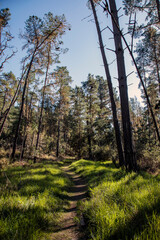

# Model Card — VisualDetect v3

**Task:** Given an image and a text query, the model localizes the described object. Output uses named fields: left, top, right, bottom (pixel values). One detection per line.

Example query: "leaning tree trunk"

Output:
left=104, top=0, right=160, bottom=144
left=153, top=42, right=160, bottom=95
left=11, top=47, right=37, bottom=161
left=107, top=0, right=137, bottom=171
left=90, top=0, right=124, bottom=166
left=156, top=0, right=160, bottom=22
left=0, top=68, right=26, bottom=136
left=11, top=25, right=62, bottom=161
left=34, top=48, right=50, bottom=163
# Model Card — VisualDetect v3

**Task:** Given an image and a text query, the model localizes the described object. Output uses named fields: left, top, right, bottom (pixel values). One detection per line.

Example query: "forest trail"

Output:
left=50, top=165, right=88, bottom=240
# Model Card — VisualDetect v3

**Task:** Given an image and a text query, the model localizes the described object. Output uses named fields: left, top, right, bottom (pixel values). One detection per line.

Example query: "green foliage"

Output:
left=71, top=159, right=160, bottom=240
left=0, top=161, right=72, bottom=240
left=0, top=8, right=11, bottom=27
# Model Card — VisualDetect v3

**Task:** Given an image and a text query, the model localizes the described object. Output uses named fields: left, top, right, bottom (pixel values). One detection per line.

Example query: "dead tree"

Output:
left=90, top=0, right=124, bottom=166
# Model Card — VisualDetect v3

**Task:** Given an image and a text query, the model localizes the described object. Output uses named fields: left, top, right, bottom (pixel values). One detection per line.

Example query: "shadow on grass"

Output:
left=0, top=204, right=59, bottom=240
left=107, top=199, right=160, bottom=240
left=71, top=160, right=160, bottom=240
left=79, top=167, right=126, bottom=188
left=0, top=160, right=72, bottom=240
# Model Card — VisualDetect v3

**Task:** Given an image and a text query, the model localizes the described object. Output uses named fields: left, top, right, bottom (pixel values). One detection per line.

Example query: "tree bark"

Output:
left=87, top=119, right=92, bottom=160
left=20, top=89, right=33, bottom=161
left=1, top=91, right=7, bottom=115
left=90, top=0, right=124, bottom=166
left=34, top=48, right=50, bottom=163
left=107, top=0, right=137, bottom=171
left=156, top=0, right=160, bottom=22
left=105, top=1, right=160, bottom=144
left=56, top=119, right=60, bottom=158
left=11, top=47, right=37, bottom=161
left=0, top=68, right=26, bottom=136
left=153, top=41, right=160, bottom=95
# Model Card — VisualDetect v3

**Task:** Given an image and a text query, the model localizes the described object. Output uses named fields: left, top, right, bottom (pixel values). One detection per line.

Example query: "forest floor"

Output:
left=50, top=165, right=88, bottom=240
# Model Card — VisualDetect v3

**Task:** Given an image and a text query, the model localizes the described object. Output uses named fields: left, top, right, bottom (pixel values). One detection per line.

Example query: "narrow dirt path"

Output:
left=50, top=165, right=88, bottom=240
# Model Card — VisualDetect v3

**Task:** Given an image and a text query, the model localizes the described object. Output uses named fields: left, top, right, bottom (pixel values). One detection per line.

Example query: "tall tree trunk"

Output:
left=90, top=0, right=124, bottom=166
left=10, top=26, right=60, bottom=161
left=104, top=1, right=160, bottom=144
left=1, top=91, right=7, bottom=116
left=11, top=47, right=37, bottom=161
left=0, top=68, right=25, bottom=136
left=34, top=48, right=50, bottom=163
left=107, top=0, right=136, bottom=171
left=20, top=89, right=33, bottom=161
left=156, top=0, right=160, bottom=22
left=78, top=121, right=82, bottom=159
left=56, top=119, right=60, bottom=158
left=87, top=119, right=92, bottom=160
left=0, top=25, right=2, bottom=51
left=153, top=42, right=160, bottom=95
left=20, top=134, right=27, bottom=161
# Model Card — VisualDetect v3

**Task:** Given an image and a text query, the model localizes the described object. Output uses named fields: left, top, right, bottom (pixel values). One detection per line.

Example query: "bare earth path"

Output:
left=50, top=165, right=88, bottom=240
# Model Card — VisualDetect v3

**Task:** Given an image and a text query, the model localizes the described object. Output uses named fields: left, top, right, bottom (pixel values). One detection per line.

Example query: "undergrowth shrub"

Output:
left=138, top=146, right=160, bottom=172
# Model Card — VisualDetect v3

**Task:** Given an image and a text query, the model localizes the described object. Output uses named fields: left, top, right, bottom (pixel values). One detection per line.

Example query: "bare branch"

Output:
left=106, top=47, right=115, bottom=53
left=0, top=50, right=16, bottom=70
left=126, top=71, right=134, bottom=78
left=108, top=58, right=116, bottom=66
left=101, top=26, right=108, bottom=32
left=81, top=13, right=93, bottom=21
left=131, top=13, right=137, bottom=53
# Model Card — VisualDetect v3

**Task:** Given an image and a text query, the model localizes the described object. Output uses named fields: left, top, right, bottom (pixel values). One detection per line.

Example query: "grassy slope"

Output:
left=0, top=160, right=72, bottom=240
left=70, top=160, right=160, bottom=240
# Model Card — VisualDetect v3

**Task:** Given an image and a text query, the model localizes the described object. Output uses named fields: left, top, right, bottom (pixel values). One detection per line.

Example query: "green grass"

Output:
left=70, top=159, right=160, bottom=240
left=0, top=160, right=72, bottom=240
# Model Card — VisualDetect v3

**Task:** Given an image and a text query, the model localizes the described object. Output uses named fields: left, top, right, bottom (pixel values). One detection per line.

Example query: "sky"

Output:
left=0, top=0, right=142, bottom=102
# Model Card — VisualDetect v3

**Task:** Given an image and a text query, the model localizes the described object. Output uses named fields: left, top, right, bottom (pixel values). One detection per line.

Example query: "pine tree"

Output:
left=11, top=13, right=67, bottom=160
left=70, top=86, right=86, bottom=159
left=53, top=66, right=72, bottom=158
left=89, top=0, right=124, bottom=166
left=82, top=74, right=99, bottom=159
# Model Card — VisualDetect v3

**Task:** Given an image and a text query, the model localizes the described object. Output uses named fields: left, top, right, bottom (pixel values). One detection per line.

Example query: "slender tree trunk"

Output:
left=20, top=91, right=28, bottom=162
left=105, top=1, right=160, bottom=144
left=11, top=47, right=37, bottom=161
left=20, top=134, right=27, bottom=161
left=78, top=121, right=82, bottom=159
left=1, top=91, right=7, bottom=115
left=107, top=0, right=136, bottom=171
left=20, top=89, right=33, bottom=161
left=90, top=0, right=124, bottom=166
left=10, top=26, right=61, bottom=161
left=0, top=68, right=25, bottom=136
left=34, top=48, right=50, bottom=163
left=56, top=119, right=60, bottom=158
left=153, top=43, right=160, bottom=95
left=87, top=119, right=92, bottom=160
left=0, top=25, right=2, bottom=51
left=156, top=0, right=160, bottom=22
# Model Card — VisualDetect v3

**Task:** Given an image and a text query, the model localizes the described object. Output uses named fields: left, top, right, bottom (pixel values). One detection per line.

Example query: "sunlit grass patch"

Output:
left=0, top=161, right=72, bottom=240
left=71, top=159, right=160, bottom=240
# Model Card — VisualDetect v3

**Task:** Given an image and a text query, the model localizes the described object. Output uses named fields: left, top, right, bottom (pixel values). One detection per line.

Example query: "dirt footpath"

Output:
left=50, top=165, right=88, bottom=240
